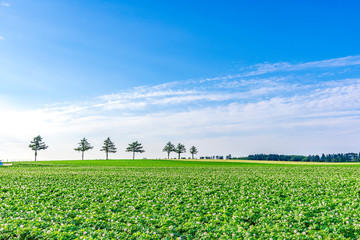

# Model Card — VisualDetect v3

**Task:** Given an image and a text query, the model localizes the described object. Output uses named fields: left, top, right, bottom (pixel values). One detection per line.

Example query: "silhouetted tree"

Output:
left=29, top=135, right=48, bottom=161
left=163, top=141, right=175, bottom=159
left=101, top=137, right=117, bottom=160
left=126, top=141, right=145, bottom=159
left=74, top=138, right=93, bottom=160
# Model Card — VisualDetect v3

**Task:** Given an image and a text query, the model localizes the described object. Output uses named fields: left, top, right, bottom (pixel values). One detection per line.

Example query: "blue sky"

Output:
left=0, top=1, right=360, bottom=160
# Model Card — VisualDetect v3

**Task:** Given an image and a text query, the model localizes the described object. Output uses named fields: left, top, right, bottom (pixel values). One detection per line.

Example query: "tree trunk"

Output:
left=35, top=150, right=37, bottom=162
left=192, top=153, right=194, bottom=159
left=106, top=151, right=108, bottom=160
left=178, top=152, right=180, bottom=159
left=133, top=151, right=135, bottom=160
left=167, top=152, right=170, bottom=159
left=82, top=151, right=84, bottom=160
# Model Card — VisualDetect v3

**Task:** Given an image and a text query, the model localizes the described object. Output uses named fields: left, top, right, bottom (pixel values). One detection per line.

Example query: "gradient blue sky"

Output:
left=1, top=1, right=360, bottom=160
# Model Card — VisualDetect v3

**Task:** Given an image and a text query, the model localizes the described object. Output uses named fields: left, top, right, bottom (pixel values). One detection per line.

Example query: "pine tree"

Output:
left=126, top=141, right=145, bottom=159
left=163, top=141, right=175, bottom=159
left=189, top=146, right=198, bottom=159
left=321, top=153, right=326, bottom=162
left=100, top=137, right=117, bottom=160
left=174, top=143, right=186, bottom=159
left=29, top=135, right=48, bottom=161
left=74, top=138, right=93, bottom=160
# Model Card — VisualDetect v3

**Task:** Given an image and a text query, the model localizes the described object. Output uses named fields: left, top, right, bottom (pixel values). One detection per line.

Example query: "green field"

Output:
left=1, top=160, right=360, bottom=239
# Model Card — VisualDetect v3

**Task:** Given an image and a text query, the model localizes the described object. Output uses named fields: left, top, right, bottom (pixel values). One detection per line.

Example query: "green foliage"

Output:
left=317, top=153, right=360, bottom=162
left=74, top=138, right=93, bottom=160
left=28, top=135, right=48, bottom=161
left=163, top=141, right=175, bottom=159
left=174, top=143, right=186, bottom=159
left=100, top=137, right=117, bottom=160
left=16, top=159, right=271, bottom=168
left=126, top=141, right=144, bottom=159
left=248, top=153, right=360, bottom=162
left=1, top=161, right=360, bottom=238
left=189, top=146, right=198, bottom=159
left=248, top=154, right=308, bottom=161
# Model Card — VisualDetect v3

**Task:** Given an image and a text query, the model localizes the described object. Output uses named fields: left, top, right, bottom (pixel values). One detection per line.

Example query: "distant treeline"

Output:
left=246, top=153, right=360, bottom=162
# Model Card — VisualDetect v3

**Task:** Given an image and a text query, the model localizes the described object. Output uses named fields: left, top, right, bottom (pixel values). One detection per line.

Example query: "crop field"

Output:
left=1, top=160, right=360, bottom=239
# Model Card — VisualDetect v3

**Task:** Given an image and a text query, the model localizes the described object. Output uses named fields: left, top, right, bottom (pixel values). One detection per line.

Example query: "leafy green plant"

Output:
left=1, top=161, right=360, bottom=239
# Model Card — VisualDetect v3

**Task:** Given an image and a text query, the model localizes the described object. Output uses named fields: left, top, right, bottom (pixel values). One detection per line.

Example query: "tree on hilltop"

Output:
left=101, top=137, right=117, bottom=160
left=74, top=138, right=93, bottom=160
left=29, top=135, right=48, bottom=161
left=163, top=141, right=175, bottom=159
left=126, top=141, right=145, bottom=159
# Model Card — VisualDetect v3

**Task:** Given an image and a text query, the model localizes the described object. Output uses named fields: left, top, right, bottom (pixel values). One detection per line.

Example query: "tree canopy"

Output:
left=100, top=137, right=117, bottom=160
left=189, top=146, right=198, bottom=159
left=246, top=153, right=360, bottom=162
left=174, top=143, right=186, bottom=159
left=126, top=141, right=145, bottom=159
left=74, top=138, right=93, bottom=160
left=29, top=135, right=48, bottom=161
left=163, top=141, right=175, bottom=159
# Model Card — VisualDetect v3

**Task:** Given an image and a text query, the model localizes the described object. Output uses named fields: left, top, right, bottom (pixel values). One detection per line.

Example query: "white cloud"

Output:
left=0, top=36, right=4, bottom=40
left=95, top=101, right=148, bottom=111
left=98, top=89, right=199, bottom=102
left=1, top=2, right=9, bottom=7
left=203, top=55, right=360, bottom=82
left=1, top=56, right=360, bottom=160
left=249, top=55, right=360, bottom=75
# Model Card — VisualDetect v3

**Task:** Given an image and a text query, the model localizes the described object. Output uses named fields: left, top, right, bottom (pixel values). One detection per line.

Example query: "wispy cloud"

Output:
left=249, top=56, right=360, bottom=74
left=203, top=55, right=360, bottom=81
left=1, top=2, right=10, bottom=7
left=1, top=56, right=360, bottom=160
left=0, top=36, right=4, bottom=40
